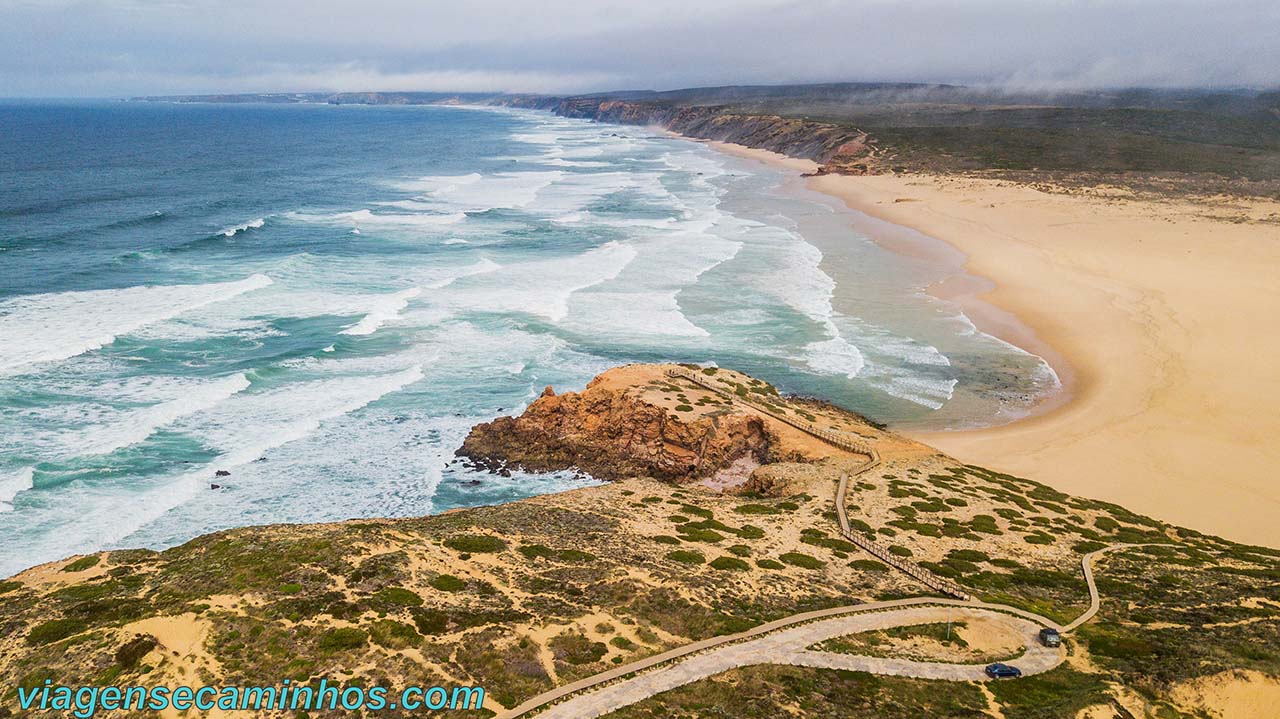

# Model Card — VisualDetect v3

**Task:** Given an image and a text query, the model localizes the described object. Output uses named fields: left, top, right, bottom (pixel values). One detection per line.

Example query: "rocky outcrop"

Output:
left=494, top=97, right=881, bottom=175
left=457, top=376, right=783, bottom=482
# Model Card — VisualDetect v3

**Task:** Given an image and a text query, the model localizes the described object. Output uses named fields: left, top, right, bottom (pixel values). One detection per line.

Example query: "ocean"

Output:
left=0, top=100, right=1057, bottom=576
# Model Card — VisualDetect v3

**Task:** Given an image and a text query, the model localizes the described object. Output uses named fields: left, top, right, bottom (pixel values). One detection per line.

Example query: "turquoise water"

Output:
left=0, top=101, right=1056, bottom=576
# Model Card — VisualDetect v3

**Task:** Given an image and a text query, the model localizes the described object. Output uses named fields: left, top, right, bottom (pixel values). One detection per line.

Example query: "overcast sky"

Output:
left=2, top=0, right=1277, bottom=97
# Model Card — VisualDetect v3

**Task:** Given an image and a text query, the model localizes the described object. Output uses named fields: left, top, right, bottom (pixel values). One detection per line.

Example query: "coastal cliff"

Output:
left=457, top=365, right=817, bottom=482
left=495, top=96, right=880, bottom=174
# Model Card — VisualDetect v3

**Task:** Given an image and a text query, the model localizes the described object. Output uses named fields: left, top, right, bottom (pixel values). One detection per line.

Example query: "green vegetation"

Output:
left=779, top=552, right=825, bottom=569
left=367, top=619, right=419, bottom=649
left=443, top=534, right=507, bottom=553
left=734, top=503, right=780, bottom=515
left=665, top=550, right=706, bottom=565
left=373, top=586, right=423, bottom=607
left=429, top=574, right=467, bottom=592
left=709, top=556, right=750, bottom=572
left=26, top=619, right=86, bottom=646
left=317, top=627, right=367, bottom=652
left=61, top=556, right=101, bottom=573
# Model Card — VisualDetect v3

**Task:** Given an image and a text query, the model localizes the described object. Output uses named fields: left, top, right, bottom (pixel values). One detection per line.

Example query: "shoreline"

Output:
left=703, top=139, right=1074, bottom=425
left=697, top=138, right=1280, bottom=548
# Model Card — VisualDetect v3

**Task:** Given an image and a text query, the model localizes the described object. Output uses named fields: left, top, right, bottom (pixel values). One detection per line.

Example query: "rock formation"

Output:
left=458, top=368, right=790, bottom=482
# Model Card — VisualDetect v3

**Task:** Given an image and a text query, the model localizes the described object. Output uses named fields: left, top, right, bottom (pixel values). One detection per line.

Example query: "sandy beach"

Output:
left=705, top=140, right=1280, bottom=548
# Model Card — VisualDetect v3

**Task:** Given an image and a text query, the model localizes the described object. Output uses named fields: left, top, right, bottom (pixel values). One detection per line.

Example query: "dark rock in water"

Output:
left=496, top=407, right=504, bottom=412
left=210, top=483, right=222, bottom=490
left=255, top=456, right=267, bottom=462
left=499, top=468, right=512, bottom=477
left=214, top=470, right=231, bottom=477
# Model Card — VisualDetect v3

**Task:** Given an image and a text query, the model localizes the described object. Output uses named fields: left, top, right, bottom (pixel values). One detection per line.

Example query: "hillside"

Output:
left=2, top=364, right=1277, bottom=718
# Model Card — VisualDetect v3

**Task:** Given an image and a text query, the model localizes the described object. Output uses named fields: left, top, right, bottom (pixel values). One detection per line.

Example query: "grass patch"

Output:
left=666, top=550, right=706, bottom=565
left=779, top=552, right=825, bottom=569
left=61, top=556, right=101, bottom=573
left=443, top=534, right=507, bottom=553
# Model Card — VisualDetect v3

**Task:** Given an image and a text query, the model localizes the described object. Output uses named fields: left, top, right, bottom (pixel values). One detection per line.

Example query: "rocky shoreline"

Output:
left=456, top=366, right=810, bottom=483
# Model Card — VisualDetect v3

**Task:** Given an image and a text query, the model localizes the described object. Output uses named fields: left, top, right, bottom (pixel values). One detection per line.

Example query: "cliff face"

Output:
left=496, top=97, right=880, bottom=174
left=457, top=375, right=783, bottom=482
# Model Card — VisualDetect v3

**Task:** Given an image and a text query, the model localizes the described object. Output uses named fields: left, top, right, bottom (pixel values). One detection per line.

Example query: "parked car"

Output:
left=985, top=663, right=1023, bottom=679
left=1038, top=627, right=1062, bottom=647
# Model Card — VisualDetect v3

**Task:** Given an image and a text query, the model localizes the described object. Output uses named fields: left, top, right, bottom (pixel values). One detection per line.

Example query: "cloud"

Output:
left=0, top=0, right=1276, bottom=96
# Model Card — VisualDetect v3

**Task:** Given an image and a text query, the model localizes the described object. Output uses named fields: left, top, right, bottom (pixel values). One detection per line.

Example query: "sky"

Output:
left=2, top=0, right=1277, bottom=97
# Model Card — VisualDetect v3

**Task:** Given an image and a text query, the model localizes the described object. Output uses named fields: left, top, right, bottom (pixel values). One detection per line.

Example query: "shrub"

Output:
left=26, top=619, right=87, bottom=646
left=1095, top=516, right=1120, bottom=532
left=727, top=544, right=752, bottom=557
left=779, top=552, right=825, bottom=569
left=278, top=583, right=302, bottom=595
left=317, top=627, right=367, bottom=652
left=674, top=404, right=693, bottom=412
left=410, top=608, right=448, bottom=635
left=678, top=528, right=725, bottom=543
left=1024, top=533, right=1055, bottom=545
left=518, top=544, right=555, bottom=560
left=850, top=559, right=889, bottom=572
left=374, top=587, right=423, bottom=607
left=666, top=550, right=706, bottom=565
left=679, top=504, right=714, bottom=519
left=737, top=525, right=765, bottom=540
left=549, top=631, right=607, bottom=665
left=62, top=556, right=101, bottom=573
left=709, top=557, right=750, bottom=571
left=368, top=619, right=419, bottom=649
left=558, top=549, right=597, bottom=562
left=443, top=534, right=507, bottom=553
left=947, top=549, right=989, bottom=563
left=756, top=559, right=785, bottom=570
left=888, top=545, right=913, bottom=557
left=651, top=535, right=682, bottom=545
left=114, top=635, right=156, bottom=668
left=734, top=504, right=780, bottom=516
left=429, top=575, right=467, bottom=592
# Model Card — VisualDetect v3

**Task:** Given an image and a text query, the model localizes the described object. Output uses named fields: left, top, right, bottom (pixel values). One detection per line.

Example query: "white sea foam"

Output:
left=863, top=364, right=958, bottom=410
left=804, top=337, right=867, bottom=378
left=0, top=274, right=273, bottom=374
left=443, top=238, right=469, bottom=245
left=58, top=365, right=427, bottom=556
left=335, top=209, right=468, bottom=228
left=63, top=373, right=252, bottom=456
left=220, top=217, right=265, bottom=237
left=340, top=288, right=422, bottom=336
left=444, top=242, right=637, bottom=321
left=421, top=258, right=502, bottom=289
left=0, top=467, right=34, bottom=512
left=391, top=171, right=563, bottom=213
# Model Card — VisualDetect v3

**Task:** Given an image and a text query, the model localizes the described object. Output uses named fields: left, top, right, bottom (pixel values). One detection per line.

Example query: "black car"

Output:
left=985, top=663, right=1023, bottom=679
left=1038, top=627, right=1062, bottom=647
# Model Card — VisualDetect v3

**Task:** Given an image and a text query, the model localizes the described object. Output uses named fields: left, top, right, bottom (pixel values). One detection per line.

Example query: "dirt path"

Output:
left=509, top=603, right=1060, bottom=719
